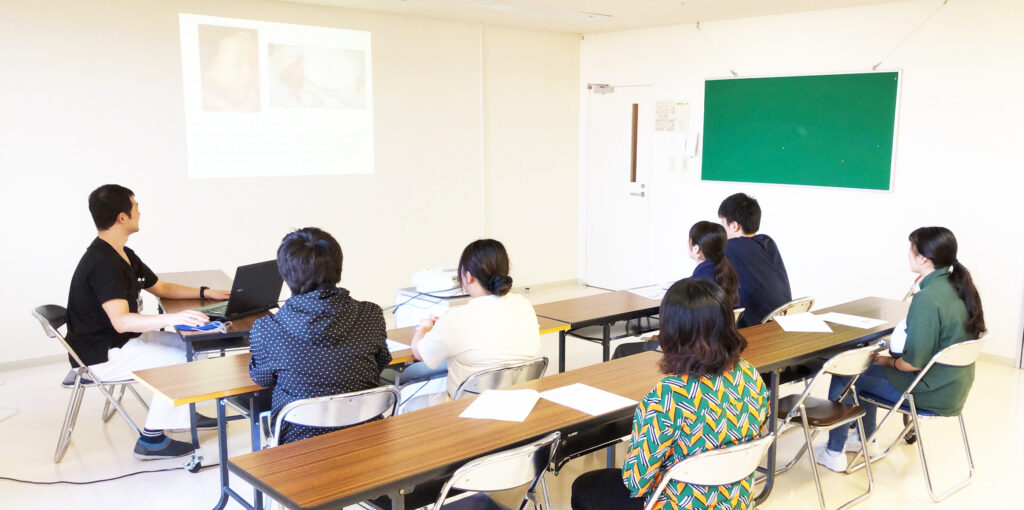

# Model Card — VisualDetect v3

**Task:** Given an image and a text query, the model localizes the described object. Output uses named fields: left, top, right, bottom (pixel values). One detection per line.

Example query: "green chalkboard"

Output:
left=701, top=72, right=899, bottom=190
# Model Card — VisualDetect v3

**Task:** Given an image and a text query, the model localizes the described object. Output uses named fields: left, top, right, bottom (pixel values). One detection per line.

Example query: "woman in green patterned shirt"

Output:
left=571, top=278, right=770, bottom=510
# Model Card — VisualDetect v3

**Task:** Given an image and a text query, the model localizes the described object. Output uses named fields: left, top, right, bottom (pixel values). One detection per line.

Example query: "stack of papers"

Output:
left=458, top=389, right=540, bottom=422
left=816, top=312, right=888, bottom=329
left=627, top=282, right=672, bottom=301
left=774, top=312, right=833, bottom=333
left=386, top=339, right=410, bottom=352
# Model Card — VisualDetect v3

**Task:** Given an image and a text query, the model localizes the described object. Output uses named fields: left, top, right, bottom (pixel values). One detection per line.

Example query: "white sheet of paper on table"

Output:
left=773, top=312, right=833, bottom=333
left=539, top=383, right=638, bottom=416
left=386, top=339, right=411, bottom=352
left=458, top=389, right=541, bottom=422
left=815, top=312, right=888, bottom=329
left=627, top=285, right=666, bottom=300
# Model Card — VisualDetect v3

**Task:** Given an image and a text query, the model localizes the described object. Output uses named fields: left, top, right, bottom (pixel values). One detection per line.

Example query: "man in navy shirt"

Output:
left=718, top=193, right=792, bottom=328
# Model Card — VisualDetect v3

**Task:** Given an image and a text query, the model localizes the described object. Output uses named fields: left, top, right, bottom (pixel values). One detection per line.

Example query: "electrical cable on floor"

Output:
left=0, top=407, right=19, bottom=422
left=0, top=462, right=219, bottom=485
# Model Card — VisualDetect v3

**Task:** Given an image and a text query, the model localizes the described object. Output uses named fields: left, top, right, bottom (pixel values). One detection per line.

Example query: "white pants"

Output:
left=88, top=331, right=191, bottom=431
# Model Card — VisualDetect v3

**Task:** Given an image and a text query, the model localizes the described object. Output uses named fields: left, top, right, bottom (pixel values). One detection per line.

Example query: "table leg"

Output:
left=602, top=323, right=611, bottom=362
left=755, top=370, right=779, bottom=504
left=249, top=395, right=264, bottom=509
left=213, top=398, right=231, bottom=510
left=390, top=491, right=406, bottom=510
left=558, top=330, right=567, bottom=373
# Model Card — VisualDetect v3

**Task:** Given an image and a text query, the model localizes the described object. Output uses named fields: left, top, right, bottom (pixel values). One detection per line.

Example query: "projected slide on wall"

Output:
left=179, top=14, right=373, bottom=178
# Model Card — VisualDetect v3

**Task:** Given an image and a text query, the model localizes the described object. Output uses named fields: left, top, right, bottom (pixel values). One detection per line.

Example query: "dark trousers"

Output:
left=571, top=469, right=645, bottom=510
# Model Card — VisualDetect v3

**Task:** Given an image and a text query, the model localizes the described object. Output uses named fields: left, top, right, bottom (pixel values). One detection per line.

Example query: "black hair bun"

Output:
left=488, top=275, right=513, bottom=296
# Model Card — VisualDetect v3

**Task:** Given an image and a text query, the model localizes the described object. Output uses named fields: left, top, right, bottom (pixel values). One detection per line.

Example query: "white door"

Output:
left=584, top=85, right=654, bottom=290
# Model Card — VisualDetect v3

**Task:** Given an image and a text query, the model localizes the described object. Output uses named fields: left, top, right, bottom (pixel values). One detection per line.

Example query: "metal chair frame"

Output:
left=733, top=308, right=745, bottom=324
left=268, top=385, right=400, bottom=448
left=644, top=433, right=776, bottom=510
left=452, top=357, right=549, bottom=400
left=430, top=431, right=560, bottom=510
left=846, top=336, right=985, bottom=503
left=761, top=297, right=815, bottom=324
left=768, top=344, right=878, bottom=510
left=32, top=305, right=147, bottom=463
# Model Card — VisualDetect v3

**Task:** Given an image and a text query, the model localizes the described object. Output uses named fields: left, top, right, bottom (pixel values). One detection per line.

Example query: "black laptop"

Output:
left=196, top=260, right=283, bottom=321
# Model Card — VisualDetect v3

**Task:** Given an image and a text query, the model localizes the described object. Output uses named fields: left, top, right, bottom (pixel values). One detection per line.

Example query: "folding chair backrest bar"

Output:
left=931, top=337, right=986, bottom=367
left=431, top=431, right=559, bottom=510
left=644, top=434, right=775, bottom=510
left=453, top=357, right=548, bottom=400
left=274, top=386, right=400, bottom=443
left=822, top=344, right=878, bottom=377
left=33, top=305, right=88, bottom=369
left=761, top=297, right=815, bottom=324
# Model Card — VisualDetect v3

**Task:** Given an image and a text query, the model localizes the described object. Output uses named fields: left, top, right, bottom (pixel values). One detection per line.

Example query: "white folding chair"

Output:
left=644, top=433, right=775, bottom=510
left=267, top=385, right=400, bottom=448
left=452, top=357, right=549, bottom=400
left=430, top=431, right=560, bottom=510
left=771, top=344, right=878, bottom=510
left=733, top=308, right=746, bottom=323
left=32, top=305, right=147, bottom=463
left=848, top=336, right=985, bottom=502
left=761, top=297, right=815, bottom=324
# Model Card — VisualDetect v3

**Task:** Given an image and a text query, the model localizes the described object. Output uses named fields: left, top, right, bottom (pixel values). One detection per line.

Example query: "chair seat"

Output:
left=858, top=391, right=941, bottom=418
left=61, top=369, right=135, bottom=387
left=777, top=395, right=865, bottom=428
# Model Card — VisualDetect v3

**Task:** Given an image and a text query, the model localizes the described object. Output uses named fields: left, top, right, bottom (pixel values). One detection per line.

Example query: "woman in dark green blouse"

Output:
left=817, top=227, right=986, bottom=472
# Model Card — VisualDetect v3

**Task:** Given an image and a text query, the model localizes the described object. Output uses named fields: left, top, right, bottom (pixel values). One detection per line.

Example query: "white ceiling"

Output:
left=278, top=0, right=912, bottom=34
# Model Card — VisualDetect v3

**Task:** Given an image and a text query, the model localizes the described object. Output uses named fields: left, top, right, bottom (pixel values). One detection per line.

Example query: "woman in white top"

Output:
left=410, top=239, right=542, bottom=406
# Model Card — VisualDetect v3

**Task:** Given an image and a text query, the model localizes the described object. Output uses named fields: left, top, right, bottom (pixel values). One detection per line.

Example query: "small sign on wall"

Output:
left=655, top=100, right=690, bottom=132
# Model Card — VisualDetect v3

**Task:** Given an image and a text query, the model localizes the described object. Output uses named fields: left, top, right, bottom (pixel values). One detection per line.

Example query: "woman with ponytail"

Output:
left=688, top=221, right=740, bottom=308
left=410, top=239, right=541, bottom=409
left=612, top=221, right=742, bottom=359
left=816, top=226, right=986, bottom=472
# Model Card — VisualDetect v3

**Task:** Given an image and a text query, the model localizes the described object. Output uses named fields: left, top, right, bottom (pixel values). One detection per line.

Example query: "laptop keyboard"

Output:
left=196, top=302, right=228, bottom=316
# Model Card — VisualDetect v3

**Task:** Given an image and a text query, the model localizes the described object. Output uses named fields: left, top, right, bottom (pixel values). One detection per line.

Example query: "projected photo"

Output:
left=268, top=44, right=367, bottom=109
left=198, top=25, right=260, bottom=112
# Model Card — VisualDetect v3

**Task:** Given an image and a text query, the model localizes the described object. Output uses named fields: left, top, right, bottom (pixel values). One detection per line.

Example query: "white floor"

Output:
left=2, top=283, right=1021, bottom=509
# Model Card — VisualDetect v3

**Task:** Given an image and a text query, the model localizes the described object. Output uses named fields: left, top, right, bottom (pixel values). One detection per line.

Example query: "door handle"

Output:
left=629, top=191, right=646, bottom=197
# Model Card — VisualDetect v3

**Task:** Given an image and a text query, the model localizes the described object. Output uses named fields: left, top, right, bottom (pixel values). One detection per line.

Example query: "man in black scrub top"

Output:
left=66, top=184, right=229, bottom=459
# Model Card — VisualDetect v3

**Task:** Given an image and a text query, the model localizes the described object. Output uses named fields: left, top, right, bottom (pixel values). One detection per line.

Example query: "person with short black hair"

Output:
left=718, top=192, right=792, bottom=327
left=407, top=239, right=541, bottom=410
left=67, top=184, right=230, bottom=460
left=571, top=279, right=770, bottom=509
left=247, top=227, right=391, bottom=444
left=815, top=226, right=986, bottom=472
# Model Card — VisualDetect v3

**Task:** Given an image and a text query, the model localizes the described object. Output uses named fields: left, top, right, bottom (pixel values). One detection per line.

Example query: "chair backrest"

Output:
left=782, top=344, right=878, bottom=422
left=898, top=335, right=987, bottom=397
left=272, top=385, right=400, bottom=447
left=761, top=297, right=815, bottom=324
left=32, top=305, right=89, bottom=368
left=453, top=357, right=548, bottom=400
left=643, top=434, right=775, bottom=510
left=432, top=431, right=560, bottom=510
left=733, top=308, right=745, bottom=323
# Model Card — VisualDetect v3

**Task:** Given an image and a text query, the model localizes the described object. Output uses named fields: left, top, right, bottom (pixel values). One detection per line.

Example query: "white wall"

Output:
left=580, top=0, right=1024, bottom=361
left=0, top=0, right=579, bottom=364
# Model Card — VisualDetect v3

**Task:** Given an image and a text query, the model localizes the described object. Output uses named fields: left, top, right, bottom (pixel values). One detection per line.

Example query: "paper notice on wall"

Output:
left=655, top=100, right=690, bottom=132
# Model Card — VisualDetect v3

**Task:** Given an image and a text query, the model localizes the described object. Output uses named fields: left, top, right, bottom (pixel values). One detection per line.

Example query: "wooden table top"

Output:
left=228, top=296, right=906, bottom=510
left=533, top=290, right=660, bottom=327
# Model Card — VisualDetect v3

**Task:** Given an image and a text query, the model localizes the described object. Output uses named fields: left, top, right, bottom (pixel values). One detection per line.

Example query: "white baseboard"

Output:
left=0, top=354, right=65, bottom=373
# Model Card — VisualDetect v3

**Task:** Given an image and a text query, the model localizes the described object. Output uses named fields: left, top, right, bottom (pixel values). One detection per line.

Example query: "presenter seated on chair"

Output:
left=571, top=278, right=770, bottom=510
left=406, top=239, right=541, bottom=412
left=247, top=227, right=391, bottom=445
left=613, top=221, right=740, bottom=359
left=65, top=185, right=230, bottom=460
left=819, top=226, right=986, bottom=473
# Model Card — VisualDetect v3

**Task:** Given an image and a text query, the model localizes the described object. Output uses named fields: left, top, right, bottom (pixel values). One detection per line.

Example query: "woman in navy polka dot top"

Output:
left=248, top=228, right=391, bottom=444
